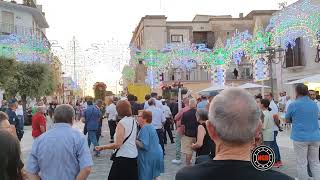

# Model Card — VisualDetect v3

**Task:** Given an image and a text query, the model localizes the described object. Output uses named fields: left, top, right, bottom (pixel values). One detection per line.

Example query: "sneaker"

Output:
left=273, top=162, right=281, bottom=168
left=171, top=141, right=175, bottom=144
left=172, top=159, right=182, bottom=164
left=109, top=140, right=114, bottom=143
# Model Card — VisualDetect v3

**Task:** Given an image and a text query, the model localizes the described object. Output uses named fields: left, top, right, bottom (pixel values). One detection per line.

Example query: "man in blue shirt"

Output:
left=6, top=100, right=23, bottom=141
left=26, top=104, right=93, bottom=180
left=84, top=97, right=102, bottom=156
left=197, top=96, right=208, bottom=110
left=286, top=84, right=320, bottom=180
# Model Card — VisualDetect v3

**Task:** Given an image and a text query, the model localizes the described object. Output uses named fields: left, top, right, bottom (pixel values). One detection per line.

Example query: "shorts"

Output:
left=181, top=135, right=196, bottom=155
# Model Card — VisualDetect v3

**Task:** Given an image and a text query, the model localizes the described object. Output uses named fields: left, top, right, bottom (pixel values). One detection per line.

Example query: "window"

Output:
left=1, top=11, right=14, bottom=34
left=285, top=38, right=303, bottom=68
left=171, top=35, right=183, bottom=43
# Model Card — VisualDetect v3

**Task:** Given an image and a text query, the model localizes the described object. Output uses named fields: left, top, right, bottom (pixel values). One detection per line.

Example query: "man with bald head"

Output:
left=176, top=88, right=293, bottom=180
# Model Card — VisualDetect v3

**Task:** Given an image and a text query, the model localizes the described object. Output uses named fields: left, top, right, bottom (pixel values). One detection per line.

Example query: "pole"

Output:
left=261, top=80, right=265, bottom=96
left=73, top=36, right=76, bottom=82
left=269, top=58, right=274, bottom=96
left=178, top=88, right=182, bottom=111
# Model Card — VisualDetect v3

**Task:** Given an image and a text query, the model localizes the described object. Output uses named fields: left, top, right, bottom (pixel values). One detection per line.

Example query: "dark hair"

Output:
left=151, top=92, right=157, bottom=98
left=260, top=99, right=271, bottom=111
left=145, top=94, right=151, bottom=101
left=201, top=96, right=207, bottom=100
left=54, top=104, right=75, bottom=124
left=0, top=130, right=23, bottom=180
left=86, top=96, right=94, bottom=105
left=295, top=83, right=309, bottom=96
left=255, top=94, right=262, bottom=99
left=134, top=96, right=138, bottom=102
left=0, top=112, right=8, bottom=123
left=141, top=110, right=152, bottom=123
left=116, top=100, right=132, bottom=117
left=148, top=99, right=156, bottom=106
left=127, top=94, right=135, bottom=101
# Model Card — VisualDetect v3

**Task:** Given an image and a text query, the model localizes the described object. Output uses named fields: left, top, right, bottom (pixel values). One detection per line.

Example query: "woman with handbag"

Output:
left=95, top=100, right=138, bottom=180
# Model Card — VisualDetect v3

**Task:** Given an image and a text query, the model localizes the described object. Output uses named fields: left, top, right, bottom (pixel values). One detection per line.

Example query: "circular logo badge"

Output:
left=251, top=145, right=275, bottom=171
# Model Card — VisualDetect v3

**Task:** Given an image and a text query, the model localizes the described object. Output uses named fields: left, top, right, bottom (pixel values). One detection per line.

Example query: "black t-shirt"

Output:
left=181, top=108, right=198, bottom=137
left=176, top=160, right=294, bottom=180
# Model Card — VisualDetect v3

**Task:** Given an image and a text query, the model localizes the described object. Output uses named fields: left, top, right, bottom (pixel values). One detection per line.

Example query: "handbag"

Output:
left=110, top=118, right=135, bottom=161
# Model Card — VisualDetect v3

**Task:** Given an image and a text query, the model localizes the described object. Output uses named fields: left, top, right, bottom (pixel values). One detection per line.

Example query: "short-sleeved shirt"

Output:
left=197, top=100, right=208, bottom=110
left=26, top=123, right=93, bottom=180
left=147, top=106, right=166, bottom=129
left=285, top=96, right=320, bottom=142
left=84, top=105, right=101, bottom=131
left=32, top=112, right=46, bottom=138
left=176, top=160, right=294, bottom=180
left=163, top=105, right=172, bottom=118
left=106, top=103, right=117, bottom=121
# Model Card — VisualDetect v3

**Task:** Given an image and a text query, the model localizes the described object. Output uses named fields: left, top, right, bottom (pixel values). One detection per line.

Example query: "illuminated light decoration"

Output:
left=247, top=31, right=273, bottom=60
left=211, top=67, right=226, bottom=86
left=145, top=68, right=159, bottom=89
left=253, top=58, right=269, bottom=81
left=121, top=65, right=135, bottom=82
left=266, top=0, right=320, bottom=49
left=225, top=30, right=252, bottom=65
left=0, top=34, right=50, bottom=63
left=213, top=48, right=230, bottom=65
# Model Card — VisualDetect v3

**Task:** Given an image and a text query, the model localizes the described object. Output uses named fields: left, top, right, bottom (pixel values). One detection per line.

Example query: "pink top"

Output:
left=174, top=106, right=190, bottom=135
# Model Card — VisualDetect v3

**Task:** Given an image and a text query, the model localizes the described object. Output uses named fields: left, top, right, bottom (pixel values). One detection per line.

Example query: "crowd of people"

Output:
left=0, top=84, right=319, bottom=180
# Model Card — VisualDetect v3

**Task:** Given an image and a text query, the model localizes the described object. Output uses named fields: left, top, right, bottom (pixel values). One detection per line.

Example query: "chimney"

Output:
left=239, top=13, right=244, bottom=19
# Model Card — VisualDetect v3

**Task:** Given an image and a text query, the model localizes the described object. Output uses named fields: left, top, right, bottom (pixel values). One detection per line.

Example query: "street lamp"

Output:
left=257, top=42, right=285, bottom=95
left=316, top=31, right=320, bottom=63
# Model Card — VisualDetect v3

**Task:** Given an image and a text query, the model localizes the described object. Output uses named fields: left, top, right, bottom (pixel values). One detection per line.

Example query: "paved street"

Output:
left=21, top=121, right=298, bottom=180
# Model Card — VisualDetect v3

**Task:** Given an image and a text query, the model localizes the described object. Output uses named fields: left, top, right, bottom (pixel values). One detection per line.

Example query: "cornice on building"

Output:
left=0, top=1, right=49, bottom=28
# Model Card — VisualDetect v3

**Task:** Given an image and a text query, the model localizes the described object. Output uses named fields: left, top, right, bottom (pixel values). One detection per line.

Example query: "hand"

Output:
left=95, top=146, right=104, bottom=151
left=191, top=143, right=197, bottom=150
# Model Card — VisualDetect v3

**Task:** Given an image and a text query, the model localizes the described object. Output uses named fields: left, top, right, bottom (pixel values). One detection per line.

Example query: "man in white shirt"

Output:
left=285, top=96, right=293, bottom=113
left=106, top=97, right=118, bottom=143
left=309, top=90, right=320, bottom=121
left=144, top=92, right=163, bottom=110
left=147, top=99, right=166, bottom=154
left=265, top=92, right=282, bottom=167
left=162, top=99, right=174, bottom=144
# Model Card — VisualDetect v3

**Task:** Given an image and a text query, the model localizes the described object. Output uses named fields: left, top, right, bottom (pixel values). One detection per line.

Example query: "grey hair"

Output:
left=54, top=104, right=75, bottom=124
left=196, top=109, right=208, bottom=121
left=209, top=88, right=260, bottom=145
left=189, top=98, right=197, bottom=108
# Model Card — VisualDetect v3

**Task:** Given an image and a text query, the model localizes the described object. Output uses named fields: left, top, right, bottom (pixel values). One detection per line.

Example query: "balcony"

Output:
left=0, top=23, right=50, bottom=48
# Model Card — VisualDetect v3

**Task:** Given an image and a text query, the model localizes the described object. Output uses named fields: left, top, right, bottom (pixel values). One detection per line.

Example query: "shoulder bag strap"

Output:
left=113, top=118, right=135, bottom=156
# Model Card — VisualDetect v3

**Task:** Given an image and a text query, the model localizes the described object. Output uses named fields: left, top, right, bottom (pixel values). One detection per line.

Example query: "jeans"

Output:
left=293, top=141, right=320, bottom=180
left=264, top=141, right=273, bottom=149
left=108, top=120, right=117, bottom=140
left=88, top=130, right=99, bottom=154
left=175, top=134, right=181, bottom=160
left=272, top=131, right=281, bottom=162
left=17, top=115, right=24, bottom=130
left=164, top=119, right=174, bottom=143
left=156, top=129, right=165, bottom=155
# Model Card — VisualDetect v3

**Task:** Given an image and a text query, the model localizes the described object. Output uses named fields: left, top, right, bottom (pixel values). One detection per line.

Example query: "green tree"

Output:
left=0, top=57, right=17, bottom=90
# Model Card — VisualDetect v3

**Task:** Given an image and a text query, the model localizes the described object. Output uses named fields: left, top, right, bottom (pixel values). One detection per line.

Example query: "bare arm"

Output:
left=95, top=123, right=125, bottom=151
left=192, top=125, right=205, bottom=149
left=76, top=167, right=92, bottom=180
left=136, top=140, right=144, bottom=149
left=27, top=173, right=41, bottom=180
left=40, top=125, right=46, bottom=133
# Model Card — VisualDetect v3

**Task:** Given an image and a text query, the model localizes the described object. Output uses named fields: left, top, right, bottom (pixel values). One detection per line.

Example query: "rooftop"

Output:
left=0, top=0, right=49, bottom=28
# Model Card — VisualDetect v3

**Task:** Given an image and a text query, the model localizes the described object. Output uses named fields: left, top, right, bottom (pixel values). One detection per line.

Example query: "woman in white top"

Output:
left=96, top=100, right=138, bottom=180
left=259, top=99, right=275, bottom=148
